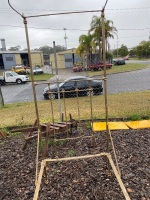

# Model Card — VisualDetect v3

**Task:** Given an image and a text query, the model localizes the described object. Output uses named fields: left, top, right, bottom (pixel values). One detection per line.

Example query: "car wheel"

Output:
left=16, top=79, right=22, bottom=84
left=86, top=89, right=94, bottom=96
left=49, top=93, right=56, bottom=99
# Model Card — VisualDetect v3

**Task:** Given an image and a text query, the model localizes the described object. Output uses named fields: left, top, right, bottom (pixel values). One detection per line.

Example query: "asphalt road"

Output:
left=1, top=66, right=150, bottom=104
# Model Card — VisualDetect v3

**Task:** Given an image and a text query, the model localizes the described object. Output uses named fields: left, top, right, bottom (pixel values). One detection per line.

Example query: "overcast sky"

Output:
left=0, top=0, right=150, bottom=50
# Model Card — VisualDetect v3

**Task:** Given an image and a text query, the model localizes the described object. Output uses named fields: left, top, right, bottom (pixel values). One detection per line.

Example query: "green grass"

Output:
left=127, top=57, right=150, bottom=61
left=87, top=63, right=149, bottom=76
left=28, top=73, right=54, bottom=81
left=0, top=90, right=150, bottom=129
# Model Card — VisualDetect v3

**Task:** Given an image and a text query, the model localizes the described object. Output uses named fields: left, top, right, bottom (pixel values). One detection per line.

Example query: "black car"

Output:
left=43, top=76, right=103, bottom=100
left=114, top=59, right=125, bottom=65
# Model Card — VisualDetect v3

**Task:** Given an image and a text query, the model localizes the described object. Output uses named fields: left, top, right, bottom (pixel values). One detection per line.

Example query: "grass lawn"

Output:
left=87, top=63, right=149, bottom=76
left=28, top=73, right=54, bottom=81
left=0, top=90, right=150, bottom=129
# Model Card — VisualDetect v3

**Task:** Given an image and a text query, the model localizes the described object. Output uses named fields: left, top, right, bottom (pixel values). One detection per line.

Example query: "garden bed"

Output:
left=0, top=123, right=149, bottom=200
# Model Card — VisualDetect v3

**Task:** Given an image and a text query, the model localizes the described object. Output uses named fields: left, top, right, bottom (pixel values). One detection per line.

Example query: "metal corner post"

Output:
left=53, top=41, right=62, bottom=121
left=101, top=10, right=110, bottom=154
left=23, top=16, right=41, bottom=183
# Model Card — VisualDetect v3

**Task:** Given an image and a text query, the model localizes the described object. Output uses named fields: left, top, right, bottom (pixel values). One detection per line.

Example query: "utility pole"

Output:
left=117, top=34, right=119, bottom=57
left=53, top=41, right=62, bottom=121
left=63, top=28, right=68, bottom=49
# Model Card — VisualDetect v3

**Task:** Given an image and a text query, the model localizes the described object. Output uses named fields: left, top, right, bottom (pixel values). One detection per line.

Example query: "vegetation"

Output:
left=89, top=16, right=117, bottom=53
left=33, top=45, right=66, bottom=54
left=28, top=73, right=54, bottom=81
left=76, top=15, right=117, bottom=64
left=135, top=41, right=150, bottom=59
left=87, top=63, right=149, bottom=76
left=0, top=90, right=150, bottom=129
left=118, top=44, right=128, bottom=57
left=8, top=45, right=66, bottom=54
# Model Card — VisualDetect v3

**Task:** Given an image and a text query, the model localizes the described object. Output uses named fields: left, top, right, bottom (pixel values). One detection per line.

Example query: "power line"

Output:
left=1, top=7, right=150, bottom=11
left=0, top=24, right=149, bottom=32
left=1, top=7, right=150, bottom=13
left=0, top=24, right=88, bottom=31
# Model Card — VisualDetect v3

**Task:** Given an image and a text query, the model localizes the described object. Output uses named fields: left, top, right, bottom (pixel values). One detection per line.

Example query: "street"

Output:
left=1, top=66, right=150, bottom=104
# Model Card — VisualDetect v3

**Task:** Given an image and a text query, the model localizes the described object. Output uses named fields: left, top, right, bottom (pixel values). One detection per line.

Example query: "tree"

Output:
left=129, top=48, right=136, bottom=58
left=112, top=49, right=118, bottom=57
left=76, top=34, right=94, bottom=68
left=89, top=15, right=117, bottom=55
left=8, top=45, right=21, bottom=51
left=135, top=41, right=150, bottom=58
left=33, top=45, right=66, bottom=54
left=118, top=44, right=128, bottom=57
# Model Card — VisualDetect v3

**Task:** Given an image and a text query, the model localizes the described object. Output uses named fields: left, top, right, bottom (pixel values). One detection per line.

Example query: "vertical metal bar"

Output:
left=76, top=88, right=81, bottom=122
left=101, top=10, right=109, bottom=153
left=89, top=80, right=94, bottom=125
left=101, top=9, right=110, bottom=174
left=0, top=86, right=4, bottom=107
left=89, top=80, right=96, bottom=146
left=62, top=90, right=69, bottom=137
left=75, top=87, right=83, bottom=135
left=48, top=84, right=57, bottom=157
left=23, top=16, right=41, bottom=183
left=53, top=41, right=62, bottom=121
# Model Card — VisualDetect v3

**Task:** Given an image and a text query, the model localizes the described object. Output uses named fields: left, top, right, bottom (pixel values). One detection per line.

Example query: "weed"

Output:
left=85, top=121, right=91, bottom=129
left=9, top=132, right=21, bottom=137
left=127, top=114, right=142, bottom=121
left=57, top=139, right=67, bottom=146
left=40, top=138, right=46, bottom=150
left=0, top=141, right=5, bottom=145
left=67, top=149, right=75, bottom=157
left=48, top=139, right=55, bottom=146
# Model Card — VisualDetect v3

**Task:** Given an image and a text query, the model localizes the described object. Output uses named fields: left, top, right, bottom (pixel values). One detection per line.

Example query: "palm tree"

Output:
left=89, top=16, right=102, bottom=54
left=89, top=15, right=117, bottom=58
left=76, top=34, right=93, bottom=69
left=104, top=19, right=117, bottom=51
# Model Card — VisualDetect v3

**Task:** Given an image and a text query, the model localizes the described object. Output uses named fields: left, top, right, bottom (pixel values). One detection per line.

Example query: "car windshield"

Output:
left=11, top=71, right=19, bottom=76
left=59, top=82, right=64, bottom=87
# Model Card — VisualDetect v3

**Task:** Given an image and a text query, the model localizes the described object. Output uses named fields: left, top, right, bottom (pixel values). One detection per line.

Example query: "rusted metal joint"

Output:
left=23, top=16, right=27, bottom=24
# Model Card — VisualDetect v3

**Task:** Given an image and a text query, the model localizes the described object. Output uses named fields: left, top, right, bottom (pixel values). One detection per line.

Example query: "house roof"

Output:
left=54, top=48, right=77, bottom=55
left=0, top=50, right=42, bottom=54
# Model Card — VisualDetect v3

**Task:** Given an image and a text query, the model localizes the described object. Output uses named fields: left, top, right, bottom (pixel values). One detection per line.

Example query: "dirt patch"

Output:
left=0, top=124, right=150, bottom=200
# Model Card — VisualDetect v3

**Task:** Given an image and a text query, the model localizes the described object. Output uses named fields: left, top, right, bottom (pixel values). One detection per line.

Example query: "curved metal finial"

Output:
left=102, top=0, right=109, bottom=12
left=8, top=0, right=23, bottom=18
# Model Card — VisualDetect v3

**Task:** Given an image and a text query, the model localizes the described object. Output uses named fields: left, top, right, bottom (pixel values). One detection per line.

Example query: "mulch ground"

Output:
left=0, top=123, right=150, bottom=200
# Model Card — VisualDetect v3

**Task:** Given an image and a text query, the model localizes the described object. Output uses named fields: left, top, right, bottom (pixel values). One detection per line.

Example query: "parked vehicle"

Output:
left=43, top=76, right=103, bottom=100
left=88, top=62, right=112, bottom=71
left=12, top=65, right=27, bottom=75
left=0, top=71, right=29, bottom=85
left=123, top=55, right=129, bottom=60
left=73, top=65, right=83, bottom=72
left=33, top=66, right=43, bottom=74
left=26, top=66, right=44, bottom=74
left=113, top=59, right=125, bottom=65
